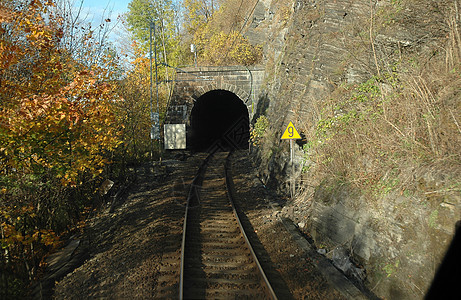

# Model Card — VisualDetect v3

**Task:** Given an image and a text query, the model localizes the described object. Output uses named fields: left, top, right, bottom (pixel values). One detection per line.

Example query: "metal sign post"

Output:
left=290, top=139, right=294, bottom=197
left=151, top=112, right=160, bottom=140
left=281, top=122, right=302, bottom=198
left=150, top=20, right=161, bottom=161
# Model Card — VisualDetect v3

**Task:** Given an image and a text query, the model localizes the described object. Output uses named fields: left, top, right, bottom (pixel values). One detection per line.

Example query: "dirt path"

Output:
left=49, top=151, right=346, bottom=299
left=52, top=155, right=204, bottom=298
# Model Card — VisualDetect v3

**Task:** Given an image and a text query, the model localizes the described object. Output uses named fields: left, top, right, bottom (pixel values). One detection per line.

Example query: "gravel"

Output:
left=48, top=151, right=346, bottom=299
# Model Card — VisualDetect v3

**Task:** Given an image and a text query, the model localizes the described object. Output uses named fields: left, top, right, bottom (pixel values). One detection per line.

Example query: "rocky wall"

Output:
left=246, top=0, right=461, bottom=299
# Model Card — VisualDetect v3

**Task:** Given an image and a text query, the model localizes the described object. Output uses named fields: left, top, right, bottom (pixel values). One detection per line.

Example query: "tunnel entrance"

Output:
left=189, top=90, right=249, bottom=152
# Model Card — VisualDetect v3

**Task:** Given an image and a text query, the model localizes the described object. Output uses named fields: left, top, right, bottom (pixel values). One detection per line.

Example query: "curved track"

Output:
left=179, top=151, right=277, bottom=299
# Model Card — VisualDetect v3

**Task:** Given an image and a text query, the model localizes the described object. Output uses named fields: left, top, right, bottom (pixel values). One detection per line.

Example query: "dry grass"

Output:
left=298, top=1, right=461, bottom=198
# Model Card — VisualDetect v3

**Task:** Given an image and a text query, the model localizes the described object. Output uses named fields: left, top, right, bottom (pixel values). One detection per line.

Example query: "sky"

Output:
left=73, top=0, right=184, bottom=53
left=78, top=0, right=184, bottom=27
left=81, top=0, right=131, bottom=22
left=74, top=0, right=133, bottom=47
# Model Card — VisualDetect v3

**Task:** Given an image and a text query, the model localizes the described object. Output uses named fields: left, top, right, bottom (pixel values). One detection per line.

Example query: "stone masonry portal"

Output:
left=164, top=66, right=264, bottom=151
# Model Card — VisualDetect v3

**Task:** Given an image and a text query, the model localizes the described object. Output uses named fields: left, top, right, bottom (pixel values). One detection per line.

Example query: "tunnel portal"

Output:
left=189, top=90, right=250, bottom=152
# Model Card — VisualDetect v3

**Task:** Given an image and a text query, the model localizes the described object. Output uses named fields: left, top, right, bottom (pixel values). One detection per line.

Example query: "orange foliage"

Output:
left=0, top=0, right=122, bottom=187
left=115, top=41, right=152, bottom=161
left=0, top=1, right=122, bottom=291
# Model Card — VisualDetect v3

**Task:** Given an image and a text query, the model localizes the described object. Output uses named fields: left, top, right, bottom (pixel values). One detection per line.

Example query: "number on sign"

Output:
left=288, top=126, right=294, bottom=137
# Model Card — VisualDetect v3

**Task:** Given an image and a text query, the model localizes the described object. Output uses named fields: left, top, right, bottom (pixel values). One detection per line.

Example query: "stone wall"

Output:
left=165, top=66, right=265, bottom=124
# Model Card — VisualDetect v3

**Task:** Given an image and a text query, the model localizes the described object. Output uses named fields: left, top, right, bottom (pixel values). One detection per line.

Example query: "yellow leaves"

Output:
left=0, top=0, right=127, bottom=285
left=0, top=0, right=124, bottom=190
left=1, top=223, right=22, bottom=246
left=58, top=112, right=66, bottom=121
left=2, top=68, right=122, bottom=187
left=194, top=30, right=262, bottom=66
left=0, top=5, right=13, bottom=23
left=1, top=202, right=59, bottom=249
left=60, top=176, right=74, bottom=187
left=1, top=221, right=60, bottom=248
left=32, top=231, right=40, bottom=240
left=30, top=0, right=44, bottom=10
left=40, top=229, right=59, bottom=247
left=45, top=0, right=56, bottom=8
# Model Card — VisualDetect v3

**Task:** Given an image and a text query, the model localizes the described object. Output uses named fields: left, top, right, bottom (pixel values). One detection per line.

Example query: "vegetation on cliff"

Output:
left=183, top=0, right=263, bottom=66
left=253, top=0, right=460, bottom=298
left=301, top=0, right=461, bottom=199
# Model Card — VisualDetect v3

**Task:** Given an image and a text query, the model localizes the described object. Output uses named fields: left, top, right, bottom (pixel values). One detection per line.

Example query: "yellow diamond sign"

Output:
left=281, top=122, right=301, bottom=139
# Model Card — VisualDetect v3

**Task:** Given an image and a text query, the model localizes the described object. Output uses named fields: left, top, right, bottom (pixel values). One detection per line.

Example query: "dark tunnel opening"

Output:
left=189, top=90, right=250, bottom=152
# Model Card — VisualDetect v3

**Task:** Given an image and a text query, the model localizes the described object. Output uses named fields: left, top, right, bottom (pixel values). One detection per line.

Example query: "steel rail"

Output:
left=224, top=152, right=278, bottom=300
left=179, top=151, right=277, bottom=299
left=179, top=152, right=214, bottom=300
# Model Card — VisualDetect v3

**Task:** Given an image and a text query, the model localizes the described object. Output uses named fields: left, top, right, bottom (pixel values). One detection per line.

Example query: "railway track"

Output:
left=179, top=151, right=277, bottom=299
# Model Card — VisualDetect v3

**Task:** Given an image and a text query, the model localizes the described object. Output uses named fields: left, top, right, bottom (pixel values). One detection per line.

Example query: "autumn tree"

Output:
left=195, top=29, right=262, bottom=66
left=53, top=0, right=121, bottom=68
left=0, top=0, right=122, bottom=296
left=115, top=41, right=152, bottom=163
left=126, top=0, right=181, bottom=68
left=125, top=0, right=185, bottom=135
left=183, top=0, right=262, bottom=66
left=182, top=0, right=220, bottom=35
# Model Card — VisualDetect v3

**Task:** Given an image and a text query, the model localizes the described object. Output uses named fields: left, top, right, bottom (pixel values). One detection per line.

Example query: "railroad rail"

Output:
left=179, top=151, right=277, bottom=299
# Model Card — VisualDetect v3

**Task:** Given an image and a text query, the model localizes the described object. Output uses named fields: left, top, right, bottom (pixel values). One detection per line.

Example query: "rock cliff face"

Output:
left=245, top=0, right=461, bottom=299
